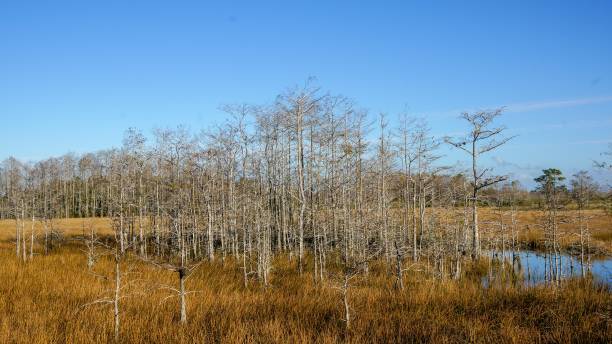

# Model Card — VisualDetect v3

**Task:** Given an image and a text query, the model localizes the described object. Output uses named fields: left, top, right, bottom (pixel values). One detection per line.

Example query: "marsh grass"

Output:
left=0, top=244, right=610, bottom=343
left=0, top=213, right=610, bottom=343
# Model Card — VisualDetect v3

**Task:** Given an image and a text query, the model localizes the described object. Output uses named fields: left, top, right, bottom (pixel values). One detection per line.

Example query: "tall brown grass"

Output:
left=0, top=247, right=610, bottom=343
left=0, top=213, right=610, bottom=343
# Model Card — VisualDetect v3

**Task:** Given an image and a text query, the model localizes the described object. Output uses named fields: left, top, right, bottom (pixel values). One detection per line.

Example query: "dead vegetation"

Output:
left=0, top=239, right=609, bottom=344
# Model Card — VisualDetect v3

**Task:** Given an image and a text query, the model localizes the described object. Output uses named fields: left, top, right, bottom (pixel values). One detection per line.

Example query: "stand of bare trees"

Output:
left=0, top=83, right=607, bottom=333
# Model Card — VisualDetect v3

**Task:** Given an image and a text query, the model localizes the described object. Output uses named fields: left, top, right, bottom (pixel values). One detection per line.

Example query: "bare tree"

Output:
left=80, top=216, right=139, bottom=341
left=277, top=80, right=324, bottom=274
left=534, top=168, right=566, bottom=284
left=445, top=109, right=513, bottom=258
left=570, top=171, right=598, bottom=277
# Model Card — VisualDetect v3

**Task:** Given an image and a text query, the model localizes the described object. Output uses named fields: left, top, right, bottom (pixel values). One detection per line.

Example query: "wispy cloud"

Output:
left=515, top=118, right=612, bottom=134
left=421, top=95, right=612, bottom=119
left=506, top=95, right=612, bottom=113
left=568, top=139, right=612, bottom=145
left=489, top=156, right=545, bottom=187
left=491, top=156, right=543, bottom=172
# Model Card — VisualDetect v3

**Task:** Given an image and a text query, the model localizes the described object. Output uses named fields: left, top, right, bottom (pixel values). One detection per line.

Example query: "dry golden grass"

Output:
left=478, top=209, right=612, bottom=255
left=1, top=208, right=610, bottom=254
left=0, top=247, right=612, bottom=343
left=0, top=246, right=610, bottom=344
left=0, top=217, right=113, bottom=241
left=0, top=213, right=610, bottom=343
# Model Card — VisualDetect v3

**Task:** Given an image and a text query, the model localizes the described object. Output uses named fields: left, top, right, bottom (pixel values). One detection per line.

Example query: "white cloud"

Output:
left=421, top=95, right=612, bottom=119
left=506, top=95, right=612, bottom=113
left=568, top=139, right=612, bottom=145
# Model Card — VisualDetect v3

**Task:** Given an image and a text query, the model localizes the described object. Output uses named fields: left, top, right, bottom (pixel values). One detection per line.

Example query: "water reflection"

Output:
left=482, top=250, right=611, bottom=287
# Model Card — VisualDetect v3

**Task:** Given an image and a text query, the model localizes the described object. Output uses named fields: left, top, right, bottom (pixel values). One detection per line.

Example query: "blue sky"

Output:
left=1, top=1, right=611, bottom=188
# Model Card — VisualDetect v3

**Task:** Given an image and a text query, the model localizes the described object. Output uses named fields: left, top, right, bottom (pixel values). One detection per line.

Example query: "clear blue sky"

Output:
left=1, top=0, right=611, bottom=188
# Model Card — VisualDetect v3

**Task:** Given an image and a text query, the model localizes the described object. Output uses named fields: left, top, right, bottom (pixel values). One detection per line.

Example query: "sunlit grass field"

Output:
left=0, top=210, right=610, bottom=343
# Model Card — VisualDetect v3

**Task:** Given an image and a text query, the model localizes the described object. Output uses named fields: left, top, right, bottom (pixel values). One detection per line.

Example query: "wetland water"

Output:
left=483, top=250, right=611, bottom=287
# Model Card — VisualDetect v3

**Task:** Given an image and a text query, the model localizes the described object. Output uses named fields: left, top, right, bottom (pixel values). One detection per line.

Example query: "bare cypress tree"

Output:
left=534, top=168, right=566, bottom=284
left=81, top=193, right=136, bottom=342
left=122, top=128, right=149, bottom=257
left=594, top=144, right=612, bottom=216
left=277, top=80, right=323, bottom=274
left=412, top=122, right=441, bottom=260
left=594, top=143, right=612, bottom=170
left=394, top=115, right=417, bottom=257
left=377, top=113, right=393, bottom=264
left=445, top=109, right=513, bottom=258
left=332, top=239, right=381, bottom=330
left=570, top=171, right=598, bottom=277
